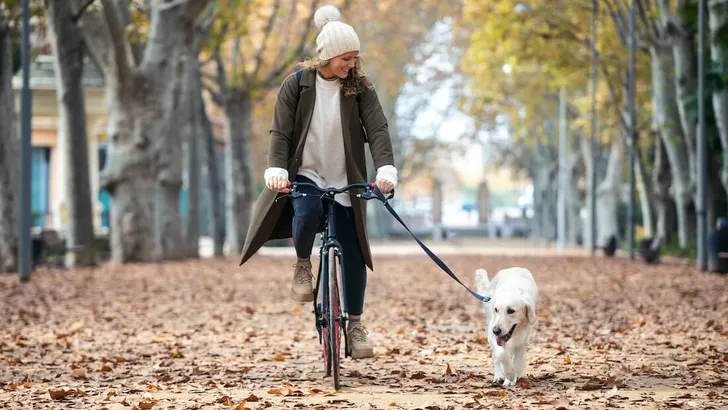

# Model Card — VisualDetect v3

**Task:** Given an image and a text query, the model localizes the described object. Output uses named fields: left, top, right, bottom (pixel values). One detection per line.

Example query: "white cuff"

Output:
left=264, top=167, right=289, bottom=184
left=375, top=165, right=398, bottom=187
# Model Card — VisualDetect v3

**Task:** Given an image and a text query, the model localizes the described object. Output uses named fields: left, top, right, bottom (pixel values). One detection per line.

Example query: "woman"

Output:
left=239, top=5, right=398, bottom=359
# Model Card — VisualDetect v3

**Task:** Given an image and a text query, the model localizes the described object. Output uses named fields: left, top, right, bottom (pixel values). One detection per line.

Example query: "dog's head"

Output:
left=489, top=289, right=536, bottom=346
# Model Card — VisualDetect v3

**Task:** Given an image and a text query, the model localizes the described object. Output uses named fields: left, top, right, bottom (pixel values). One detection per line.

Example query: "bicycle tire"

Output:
left=328, top=249, right=342, bottom=389
left=320, top=251, right=332, bottom=378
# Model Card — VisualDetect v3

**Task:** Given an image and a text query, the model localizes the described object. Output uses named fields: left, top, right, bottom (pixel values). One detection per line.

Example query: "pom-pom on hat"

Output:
left=314, top=5, right=360, bottom=61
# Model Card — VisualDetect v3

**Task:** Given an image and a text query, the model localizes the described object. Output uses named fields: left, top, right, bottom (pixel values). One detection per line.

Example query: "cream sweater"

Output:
left=264, top=73, right=397, bottom=206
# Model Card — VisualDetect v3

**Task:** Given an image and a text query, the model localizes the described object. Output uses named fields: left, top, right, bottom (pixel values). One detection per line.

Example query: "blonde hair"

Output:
left=296, top=56, right=373, bottom=97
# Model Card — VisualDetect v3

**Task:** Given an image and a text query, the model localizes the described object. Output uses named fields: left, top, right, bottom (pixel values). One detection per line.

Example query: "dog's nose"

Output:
left=492, top=326, right=502, bottom=336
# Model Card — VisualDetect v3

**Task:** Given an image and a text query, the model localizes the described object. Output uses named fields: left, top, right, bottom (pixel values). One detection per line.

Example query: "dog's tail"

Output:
left=474, top=268, right=490, bottom=296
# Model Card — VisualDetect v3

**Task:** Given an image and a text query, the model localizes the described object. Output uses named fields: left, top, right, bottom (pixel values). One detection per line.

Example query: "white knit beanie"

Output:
left=314, top=5, right=360, bottom=61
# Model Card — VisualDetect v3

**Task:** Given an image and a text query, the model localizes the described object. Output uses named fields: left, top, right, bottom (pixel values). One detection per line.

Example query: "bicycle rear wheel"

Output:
left=328, top=249, right=342, bottom=389
left=319, top=251, right=332, bottom=378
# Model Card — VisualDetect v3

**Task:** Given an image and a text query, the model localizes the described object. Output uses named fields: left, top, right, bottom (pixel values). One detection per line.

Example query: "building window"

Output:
left=31, top=147, right=50, bottom=228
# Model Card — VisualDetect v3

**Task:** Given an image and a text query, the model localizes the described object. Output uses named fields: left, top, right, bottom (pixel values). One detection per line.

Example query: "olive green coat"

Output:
left=238, top=68, right=395, bottom=269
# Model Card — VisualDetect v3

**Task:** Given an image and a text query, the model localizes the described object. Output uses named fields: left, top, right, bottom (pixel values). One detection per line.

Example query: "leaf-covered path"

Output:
left=1, top=252, right=726, bottom=409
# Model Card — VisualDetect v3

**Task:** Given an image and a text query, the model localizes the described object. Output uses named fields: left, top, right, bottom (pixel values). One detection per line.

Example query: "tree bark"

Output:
left=0, top=16, right=18, bottom=272
left=596, top=136, right=624, bottom=247
left=183, top=54, right=201, bottom=258
left=708, top=0, right=728, bottom=203
left=201, top=95, right=224, bottom=256
left=635, top=142, right=655, bottom=239
left=223, top=91, right=254, bottom=256
left=579, top=128, right=597, bottom=248
left=46, top=0, right=97, bottom=267
left=650, top=45, right=695, bottom=247
left=154, top=61, right=185, bottom=261
left=652, top=137, right=674, bottom=243
left=565, top=134, right=582, bottom=244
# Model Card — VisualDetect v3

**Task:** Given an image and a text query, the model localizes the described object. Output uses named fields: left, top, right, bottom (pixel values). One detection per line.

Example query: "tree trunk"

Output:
left=74, top=0, right=208, bottom=263
left=635, top=143, right=655, bottom=238
left=652, top=137, right=674, bottom=243
left=153, top=61, right=185, bottom=261
left=596, top=136, right=624, bottom=247
left=670, top=23, right=698, bottom=185
left=224, top=91, right=254, bottom=256
left=0, top=17, right=18, bottom=272
left=708, top=0, right=728, bottom=202
left=101, top=101, right=156, bottom=263
left=183, top=55, right=201, bottom=258
left=201, top=95, right=224, bottom=256
left=46, top=0, right=97, bottom=267
left=650, top=45, right=695, bottom=247
left=579, top=129, right=597, bottom=248
left=565, top=134, right=582, bottom=244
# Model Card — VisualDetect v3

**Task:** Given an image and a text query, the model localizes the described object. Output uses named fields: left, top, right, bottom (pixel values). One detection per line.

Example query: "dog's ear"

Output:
left=525, top=299, right=537, bottom=323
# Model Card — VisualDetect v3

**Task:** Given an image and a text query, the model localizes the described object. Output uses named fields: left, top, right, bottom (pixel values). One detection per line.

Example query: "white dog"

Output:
left=475, top=267, right=538, bottom=386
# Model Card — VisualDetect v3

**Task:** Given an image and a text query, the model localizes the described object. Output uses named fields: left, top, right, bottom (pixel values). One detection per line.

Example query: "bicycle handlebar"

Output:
left=276, top=181, right=394, bottom=201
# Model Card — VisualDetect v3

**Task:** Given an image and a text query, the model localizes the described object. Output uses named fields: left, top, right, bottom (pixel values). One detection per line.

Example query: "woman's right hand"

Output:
left=266, top=175, right=290, bottom=193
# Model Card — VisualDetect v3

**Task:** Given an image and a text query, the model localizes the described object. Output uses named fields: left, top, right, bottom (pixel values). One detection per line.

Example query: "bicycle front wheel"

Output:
left=328, top=249, right=342, bottom=390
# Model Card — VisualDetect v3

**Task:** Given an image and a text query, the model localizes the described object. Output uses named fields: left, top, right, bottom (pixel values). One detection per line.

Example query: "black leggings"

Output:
left=291, top=175, right=367, bottom=315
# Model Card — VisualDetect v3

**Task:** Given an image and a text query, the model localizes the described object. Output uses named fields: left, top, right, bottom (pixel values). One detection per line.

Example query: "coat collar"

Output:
left=297, top=67, right=357, bottom=139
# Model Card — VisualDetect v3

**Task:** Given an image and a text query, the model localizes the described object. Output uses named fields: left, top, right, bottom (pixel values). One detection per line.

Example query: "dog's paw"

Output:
left=492, top=376, right=504, bottom=384
left=502, top=378, right=516, bottom=387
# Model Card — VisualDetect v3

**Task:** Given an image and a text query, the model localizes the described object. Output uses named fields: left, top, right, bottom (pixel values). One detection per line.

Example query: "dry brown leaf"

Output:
left=48, top=388, right=84, bottom=400
left=410, top=371, right=427, bottom=380
left=549, top=396, right=570, bottom=409
left=139, top=399, right=157, bottom=409
left=72, top=368, right=87, bottom=379
left=516, top=378, right=534, bottom=388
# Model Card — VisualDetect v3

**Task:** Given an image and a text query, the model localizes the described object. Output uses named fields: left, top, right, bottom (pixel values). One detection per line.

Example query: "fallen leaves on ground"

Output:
left=0, top=253, right=726, bottom=409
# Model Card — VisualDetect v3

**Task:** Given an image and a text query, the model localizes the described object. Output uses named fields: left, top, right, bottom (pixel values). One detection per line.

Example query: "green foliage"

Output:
left=663, top=235, right=697, bottom=259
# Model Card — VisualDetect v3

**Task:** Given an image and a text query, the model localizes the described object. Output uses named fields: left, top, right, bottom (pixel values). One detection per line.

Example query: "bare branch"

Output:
left=100, top=0, right=134, bottom=86
left=114, top=0, right=143, bottom=64
left=72, top=0, right=97, bottom=22
left=70, top=0, right=111, bottom=74
left=250, top=0, right=281, bottom=81
left=262, top=0, right=320, bottom=88
left=272, top=0, right=300, bottom=64
left=214, top=46, right=228, bottom=95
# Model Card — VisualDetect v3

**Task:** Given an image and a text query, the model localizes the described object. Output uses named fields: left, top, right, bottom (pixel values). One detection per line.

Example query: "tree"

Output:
left=44, top=0, right=96, bottom=267
left=0, top=6, right=18, bottom=272
left=202, top=0, right=321, bottom=255
left=72, top=0, right=209, bottom=263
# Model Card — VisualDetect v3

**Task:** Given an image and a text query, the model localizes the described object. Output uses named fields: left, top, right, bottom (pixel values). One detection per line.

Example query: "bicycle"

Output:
left=278, top=181, right=391, bottom=390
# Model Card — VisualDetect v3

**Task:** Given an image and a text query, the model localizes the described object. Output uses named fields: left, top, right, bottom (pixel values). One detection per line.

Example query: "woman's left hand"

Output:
left=375, top=178, right=394, bottom=194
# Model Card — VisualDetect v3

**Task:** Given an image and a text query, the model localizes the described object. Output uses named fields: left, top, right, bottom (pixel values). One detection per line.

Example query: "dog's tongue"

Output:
left=496, top=335, right=508, bottom=346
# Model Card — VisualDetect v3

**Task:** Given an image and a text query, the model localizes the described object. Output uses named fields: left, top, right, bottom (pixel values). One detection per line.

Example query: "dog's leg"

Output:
left=513, top=344, right=527, bottom=381
left=492, top=351, right=504, bottom=383
left=494, top=348, right=516, bottom=386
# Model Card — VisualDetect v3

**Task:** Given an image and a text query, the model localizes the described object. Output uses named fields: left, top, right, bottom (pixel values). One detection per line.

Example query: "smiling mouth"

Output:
left=496, top=324, right=517, bottom=346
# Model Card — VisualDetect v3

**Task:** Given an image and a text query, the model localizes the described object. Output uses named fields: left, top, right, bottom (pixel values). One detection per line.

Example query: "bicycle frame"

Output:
left=313, top=197, right=349, bottom=355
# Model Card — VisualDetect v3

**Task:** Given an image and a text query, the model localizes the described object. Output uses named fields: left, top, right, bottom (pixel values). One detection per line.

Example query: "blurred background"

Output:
left=1, top=0, right=725, bottom=276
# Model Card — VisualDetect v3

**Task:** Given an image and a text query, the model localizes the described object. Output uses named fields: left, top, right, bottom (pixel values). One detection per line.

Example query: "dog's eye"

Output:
left=494, top=308, right=499, bottom=313
left=507, top=308, right=515, bottom=314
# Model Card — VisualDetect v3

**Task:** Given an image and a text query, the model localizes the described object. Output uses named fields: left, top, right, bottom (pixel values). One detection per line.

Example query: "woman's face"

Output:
left=327, top=51, right=359, bottom=79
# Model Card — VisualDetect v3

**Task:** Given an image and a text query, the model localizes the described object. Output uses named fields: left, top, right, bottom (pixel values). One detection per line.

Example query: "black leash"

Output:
left=371, top=188, right=491, bottom=303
